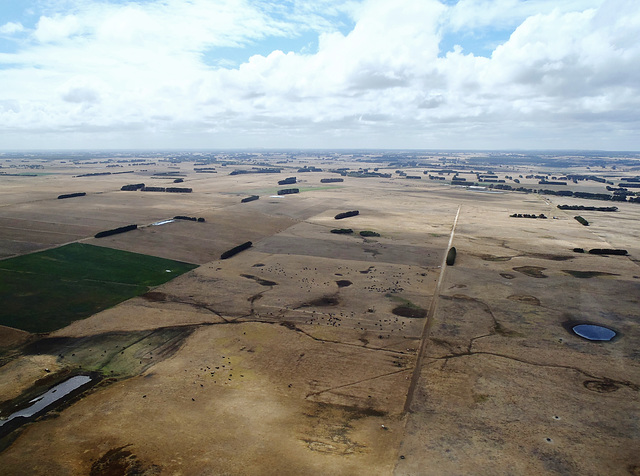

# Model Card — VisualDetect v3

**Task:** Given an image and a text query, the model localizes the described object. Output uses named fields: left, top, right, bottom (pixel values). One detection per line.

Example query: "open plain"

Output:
left=0, top=151, right=639, bottom=475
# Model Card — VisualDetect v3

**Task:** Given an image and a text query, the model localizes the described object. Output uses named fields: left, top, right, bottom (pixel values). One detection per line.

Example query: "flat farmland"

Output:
left=0, top=243, right=196, bottom=333
left=0, top=153, right=639, bottom=475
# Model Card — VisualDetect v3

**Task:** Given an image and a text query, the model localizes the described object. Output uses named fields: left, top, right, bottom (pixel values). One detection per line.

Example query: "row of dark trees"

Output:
left=574, top=248, right=628, bottom=255
left=277, top=188, right=299, bottom=195
left=137, top=186, right=192, bottom=193
left=57, top=192, right=86, bottom=199
left=174, top=216, right=205, bottom=222
left=230, top=168, right=281, bottom=175
left=95, top=224, right=137, bottom=238
left=335, top=210, right=359, bottom=219
left=557, top=205, right=618, bottom=211
left=121, top=183, right=145, bottom=191
left=510, top=213, right=547, bottom=219
left=220, top=241, right=252, bottom=259
left=278, top=177, right=297, bottom=185
left=241, top=195, right=259, bottom=203
left=75, top=171, right=134, bottom=177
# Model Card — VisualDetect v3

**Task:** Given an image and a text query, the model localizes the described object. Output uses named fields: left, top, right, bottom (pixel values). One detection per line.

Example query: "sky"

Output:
left=0, top=0, right=639, bottom=151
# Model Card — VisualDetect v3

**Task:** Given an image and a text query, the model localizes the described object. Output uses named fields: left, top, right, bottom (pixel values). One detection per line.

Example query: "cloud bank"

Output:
left=0, top=0, right=638, bottom=150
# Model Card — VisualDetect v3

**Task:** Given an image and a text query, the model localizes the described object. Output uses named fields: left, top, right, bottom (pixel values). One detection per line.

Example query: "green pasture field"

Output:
left=0, top=243, right=197, bottom=333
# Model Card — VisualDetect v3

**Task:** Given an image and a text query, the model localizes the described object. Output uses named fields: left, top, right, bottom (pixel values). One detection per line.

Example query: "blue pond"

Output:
left=572, top=324, right=616, bottom=341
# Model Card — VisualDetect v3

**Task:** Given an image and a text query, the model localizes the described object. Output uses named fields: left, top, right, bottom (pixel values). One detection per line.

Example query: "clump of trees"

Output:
left=277, top=188, right=299, bottom=195
left=510, top=213, right=547, bottom=219
left=331, top=229, right=353, bottom=234
left=558, top=205, right=618, bottom=211
left=121, top=183, right=145, bottom=191
left=57, top=192, right=86, bottom=199
left=574, top=216, right=589, bottom=226
left=95, top=224, right=137, bottom=238
left=446, top=247, right=457, bottom=265
left=588, top=248, right=628, bottom=255
left=278, top=177, right=297, bottom=185
left=230, top=168, right=281, bottom=175
left=538, top=180, right=568, bottom=185
left=174, top=216, right=205, bottom=222
left=335, top=210, right=359, bottom=219
left=220, top=241, right=252, bottom=259
left=320, top=178, right=344, bottom=183
left=241, top=195, right=259, bottom=203
left=359, top=230, right=380, bottom=237
left=140, top=186, right=192, bottom=193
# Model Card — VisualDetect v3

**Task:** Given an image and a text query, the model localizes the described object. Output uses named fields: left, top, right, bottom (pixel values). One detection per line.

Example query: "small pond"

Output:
left=0, top=375, right=93, bottom=428
left=572, top=324, right=617, bottom=341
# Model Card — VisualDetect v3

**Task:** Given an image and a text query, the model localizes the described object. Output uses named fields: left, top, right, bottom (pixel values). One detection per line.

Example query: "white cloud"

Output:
left=34, top=14, right=82, bottom=42
left=0, top=22, right=25, bottom=35
left=0, top=0, right=638, bottom=149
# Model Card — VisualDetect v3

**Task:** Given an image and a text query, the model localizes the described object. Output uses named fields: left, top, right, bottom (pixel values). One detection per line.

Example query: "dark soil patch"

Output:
left=336, top=280, right=352, bottom=288
left=583, top=380, right=620, bottom=393
left=90, top=445, right=160, bottom=476
left=302, top=295, right=340, bottom=307
left=142, top=292, right=167, bottom=302
left=280, top=321, right=299, bottom=331
left=480, top=255, right=513, bottom=261
left=513, top=266, right=547, bottom=278
left=392, top=305, right=427, bottom=319
left=562, top=270, right=619, bottom=279
left=528, top=253, right=574, bottom=261
left=240, top=274, right=278, bottom=286
left=507, top=295, right=541, bottom=306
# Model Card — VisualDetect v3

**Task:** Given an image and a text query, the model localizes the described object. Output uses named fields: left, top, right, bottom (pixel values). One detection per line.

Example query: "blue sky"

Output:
left=1, top=0, right=638, bottom=150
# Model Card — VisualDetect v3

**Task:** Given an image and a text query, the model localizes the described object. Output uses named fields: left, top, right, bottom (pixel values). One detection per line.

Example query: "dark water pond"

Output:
left=572, top=324, right=616, bottom=341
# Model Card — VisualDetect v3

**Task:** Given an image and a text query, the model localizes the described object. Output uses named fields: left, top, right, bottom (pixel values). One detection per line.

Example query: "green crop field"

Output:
left=0, top=243, right=197, bottom=333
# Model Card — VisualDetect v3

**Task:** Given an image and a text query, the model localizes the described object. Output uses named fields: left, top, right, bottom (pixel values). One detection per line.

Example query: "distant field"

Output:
left=0, top=243, right=197, bottom=333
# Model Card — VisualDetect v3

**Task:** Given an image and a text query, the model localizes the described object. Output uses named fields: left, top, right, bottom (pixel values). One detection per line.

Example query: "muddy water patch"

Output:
left=562, top=270, right=619, bottom=279
left=301, top=295, right=340, bottom=307
left=240, top=274, right=278, bottom=286
left=507, top=295, right=540, bottom=306
left=142, top=291, right=167, bottom=302
left=479, top=254, right=513, bottom=262
left=513, top=266, right=547, bottom=278
left=392, top=305, right=427, bottom=319
left=527, top=253, right=574, bottom=261
left=22, top=327, right=195, bottom=378
left=91, top=444, right=160, bottom=476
